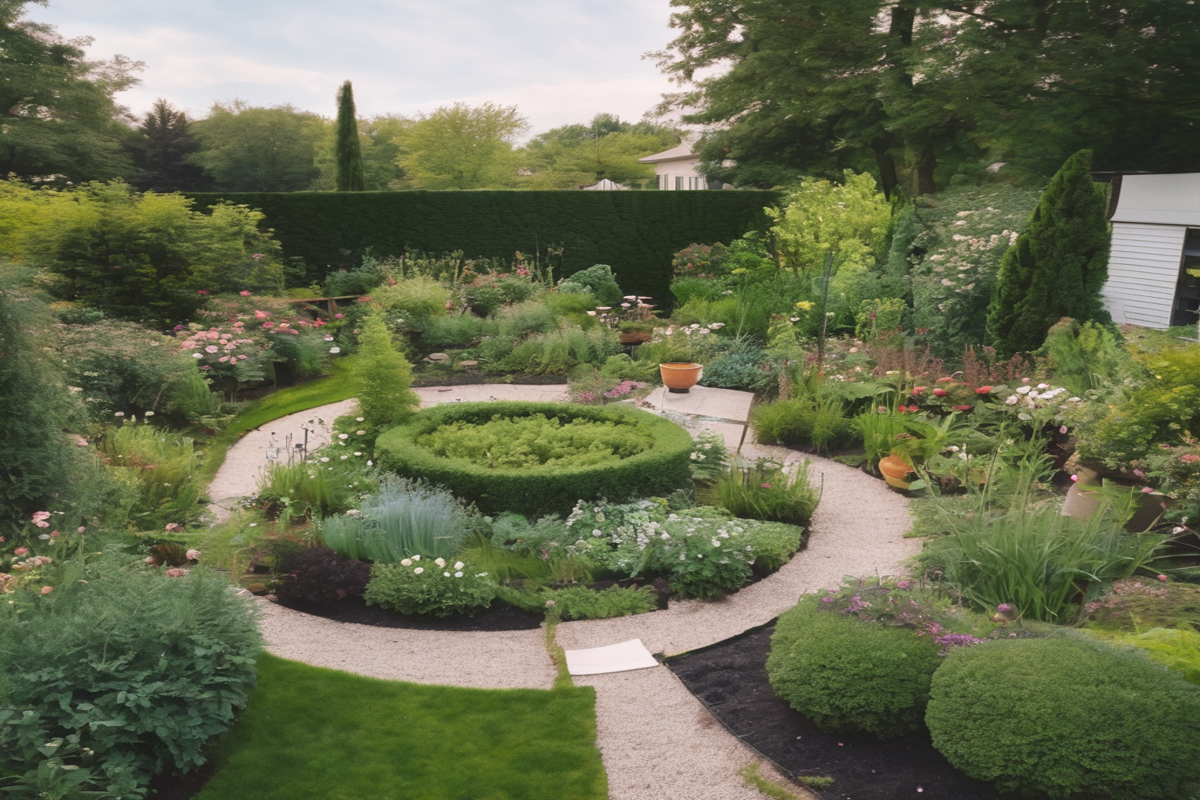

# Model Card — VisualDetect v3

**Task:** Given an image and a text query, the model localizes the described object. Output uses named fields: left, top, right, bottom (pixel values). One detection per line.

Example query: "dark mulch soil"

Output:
left=274, top=594, right=546, bottom=631
left=273, top=577, right=672, bottom=631
left=667, top=622, right=1004, bottom=800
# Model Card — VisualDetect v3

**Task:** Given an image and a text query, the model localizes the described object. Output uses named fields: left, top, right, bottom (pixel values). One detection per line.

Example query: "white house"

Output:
left=1102, top=172, right=1200, bottom=329
left=638, top=135, right=717, bottom=191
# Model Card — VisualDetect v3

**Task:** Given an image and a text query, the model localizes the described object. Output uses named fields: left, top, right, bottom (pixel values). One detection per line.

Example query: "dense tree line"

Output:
left=653, top=0, right=1200, bottom=194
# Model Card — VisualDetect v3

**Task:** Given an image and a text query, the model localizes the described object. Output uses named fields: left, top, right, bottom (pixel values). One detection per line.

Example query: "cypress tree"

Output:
left=335, top=80, right=365, bottom=192
left=987, top=150, right=1111, bottom=357
left=352, top=313, right=419, bottom=430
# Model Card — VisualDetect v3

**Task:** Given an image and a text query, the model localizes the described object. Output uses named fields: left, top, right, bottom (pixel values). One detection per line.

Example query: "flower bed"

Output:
left=375, top=401, right=693, bottom=517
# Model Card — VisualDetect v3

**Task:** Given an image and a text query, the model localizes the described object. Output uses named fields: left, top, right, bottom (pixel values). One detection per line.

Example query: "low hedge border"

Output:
left=375, top=401, right=693, bottom=517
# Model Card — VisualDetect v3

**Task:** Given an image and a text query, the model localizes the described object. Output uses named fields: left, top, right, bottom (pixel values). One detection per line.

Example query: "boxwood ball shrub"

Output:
left=375, top=402, right=693, bottom=517
left=766, top=595, right=942, bottom=738
left=926, top=636, right=1200, bottom=800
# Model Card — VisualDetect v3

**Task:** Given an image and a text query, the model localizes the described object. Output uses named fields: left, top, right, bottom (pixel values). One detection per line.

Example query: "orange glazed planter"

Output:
left=878, top=454, right=914, bottom=490
left=659, top=362, right=703, bottom=393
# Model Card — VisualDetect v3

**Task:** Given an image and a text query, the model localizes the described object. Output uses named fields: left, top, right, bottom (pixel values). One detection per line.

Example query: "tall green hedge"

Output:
left=184, top=190, right=778, bottom=304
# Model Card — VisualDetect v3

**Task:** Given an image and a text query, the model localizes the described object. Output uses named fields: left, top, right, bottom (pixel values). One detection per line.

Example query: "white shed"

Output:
left=1103, top=173, right=1200, bottom=329
left=638, top=135, right=712, bottom=191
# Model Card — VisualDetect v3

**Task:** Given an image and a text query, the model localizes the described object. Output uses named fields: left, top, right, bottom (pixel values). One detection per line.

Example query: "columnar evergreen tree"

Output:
left=126, top=99, right=210, bottom=191
left=986, top=150, right=1111, bottom=357
left=335, top=80, right=365, bottom=192
left=352, top=313, right=419, bottom=430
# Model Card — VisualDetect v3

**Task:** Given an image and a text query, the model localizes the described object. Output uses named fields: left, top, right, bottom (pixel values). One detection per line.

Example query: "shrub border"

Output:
left=375, top=401, right=693, bottom=516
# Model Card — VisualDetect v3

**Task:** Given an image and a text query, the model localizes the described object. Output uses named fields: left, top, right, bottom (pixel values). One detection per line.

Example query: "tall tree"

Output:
left=334, top=80, right=365, bottom=191
left=0, top=0, right=140, bottom=182
left=654, top=0, right=1200, bottom=193
left=189, top=101, right=327, bottom=192
left=986, top=150, right=1111, bottom=357
left=520, top=114, right=678, bottom=188
left=125, top=99, right=211, bottom=192
left=396, top=102, right=528, bottom=190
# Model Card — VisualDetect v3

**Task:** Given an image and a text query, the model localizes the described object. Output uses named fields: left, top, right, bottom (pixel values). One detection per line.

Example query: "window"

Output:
left=1173, top=229, right=1200, bottom=326
left=675, top=176, right=684, bottom=190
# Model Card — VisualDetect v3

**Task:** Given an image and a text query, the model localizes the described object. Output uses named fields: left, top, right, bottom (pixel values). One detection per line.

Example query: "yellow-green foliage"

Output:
left=768, top=170, right=890, bottom=280
left=1087, top=627, right=1200, bottom=686
left=418, top=413, right=650, bottom=469
left=352, top=313, right=419, bottom=430
left=370, top=275, right=451, bottom=325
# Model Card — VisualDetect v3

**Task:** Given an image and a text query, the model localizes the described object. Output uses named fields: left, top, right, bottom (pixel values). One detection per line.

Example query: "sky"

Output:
left=32, top=0, right=685, bottom=137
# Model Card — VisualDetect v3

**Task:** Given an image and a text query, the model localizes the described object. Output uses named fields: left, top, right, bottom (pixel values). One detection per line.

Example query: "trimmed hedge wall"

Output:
left=184, top=190, right=779, bottom=304
left=375, top=401, right=693, bottom=517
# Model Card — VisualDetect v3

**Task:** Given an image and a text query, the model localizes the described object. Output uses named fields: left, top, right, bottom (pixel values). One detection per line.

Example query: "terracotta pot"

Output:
left=878, top=454, right=914, bottom=490
left=659, top=362, right=703, bottom=393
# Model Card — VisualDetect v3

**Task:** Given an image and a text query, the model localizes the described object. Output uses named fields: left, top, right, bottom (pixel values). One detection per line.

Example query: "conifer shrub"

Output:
left=352, top=313, right=419, bottom=430
left=926, top=636, right=1200, bottom=800
left=767, top=594, right=942, bottom=738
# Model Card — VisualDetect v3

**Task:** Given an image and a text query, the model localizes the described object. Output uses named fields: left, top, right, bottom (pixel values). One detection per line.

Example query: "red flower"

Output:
left=975, top=385, right=993, bottom=394
left=936, top=377, right=955, bottom=384
left=932, top=388, right=949, bottom=397
left=760, top=483, right=772, bottom=489
left=912, top=386, right=927, bottom=396
left=953, top=404, right=973, bottom=411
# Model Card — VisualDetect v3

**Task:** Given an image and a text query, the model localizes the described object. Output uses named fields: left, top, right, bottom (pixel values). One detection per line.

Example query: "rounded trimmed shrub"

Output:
left=766, top=596, right=942, bottom=738
left=926, top=636, right=1200, bottom=799
left=375, top=401, right=693, bottom=517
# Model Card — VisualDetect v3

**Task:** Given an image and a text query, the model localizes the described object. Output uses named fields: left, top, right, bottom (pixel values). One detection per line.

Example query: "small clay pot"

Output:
left=660, top=362, right=703, bottom=393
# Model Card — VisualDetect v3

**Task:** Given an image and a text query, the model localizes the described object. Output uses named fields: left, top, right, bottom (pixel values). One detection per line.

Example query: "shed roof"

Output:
left=1111, top=173, right=1200, bottom=227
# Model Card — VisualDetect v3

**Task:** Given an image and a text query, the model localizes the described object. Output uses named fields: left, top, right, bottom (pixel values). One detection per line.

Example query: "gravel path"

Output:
left=212, top=391, right=918, bottom=800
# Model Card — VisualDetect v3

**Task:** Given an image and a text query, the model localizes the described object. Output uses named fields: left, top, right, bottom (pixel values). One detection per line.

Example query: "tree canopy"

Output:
left=654, top=0, right=1200, bottom=194
left=0, top=0, right=141, bottom=182
left=189, top=101, right=327, bottom=192
left=125, top=99, right=211, bottom=192
left=519, top=113, right=679, bottom=189
left=396, top=102, right=528, bottom=190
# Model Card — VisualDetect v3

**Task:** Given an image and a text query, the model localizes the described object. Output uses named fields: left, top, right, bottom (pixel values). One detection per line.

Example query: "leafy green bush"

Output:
left=926, top=636, right=1200, bottom=799
left=319, top=477, right=471, bottom=563
left=699, top=347, right=780, bottom=394
left=1086, top=627, right=1200, bottom=686
left=907, top=184, right=1042, bottom=357
left=419, top=314, right=494, bottom=349
left=369, top=275, right=451, bottom=327
left=465, top=275, right=539, bottom=317
left=766, top=594, right=942, bottom=738
left=56, top=319, right=197, bottom=420
left=560, top=264, right=622, bottom=306
left=491, top=324, right=620, bottom=374
left=101, top=421, right=205, bottom=531
left=1040, top=318, right=1128, bottom=396
left=365, top=556, right=498, bottom=617
left=376, top=402, right=693, bottom=516
left=495, top=299, right=557, bottom=338
left=499, top=584, right=660, bottom=620
left=418, top=412, right=650, bottom=469
left=275, top=546, right=372, bottom=608
left=0, top=565, right=261, bottom=794
left=710, top=460, right=819, bottom=527
left=35, top=181, right=284, bottom=325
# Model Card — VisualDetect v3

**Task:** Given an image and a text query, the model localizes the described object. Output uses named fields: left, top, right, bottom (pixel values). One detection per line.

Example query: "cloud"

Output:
left=33, top=0, right=679, bottom=133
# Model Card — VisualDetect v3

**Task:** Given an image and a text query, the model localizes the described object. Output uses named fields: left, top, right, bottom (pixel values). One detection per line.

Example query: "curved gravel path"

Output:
left=211, top=391, right=918, bottom=800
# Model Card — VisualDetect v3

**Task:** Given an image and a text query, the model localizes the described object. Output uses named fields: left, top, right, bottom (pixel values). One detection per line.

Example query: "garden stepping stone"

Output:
left=565, top=639, right=659, bottom=676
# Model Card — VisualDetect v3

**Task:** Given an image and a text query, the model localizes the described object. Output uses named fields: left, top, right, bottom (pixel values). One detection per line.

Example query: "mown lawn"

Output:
left=196, top=654, right=607, bottom=800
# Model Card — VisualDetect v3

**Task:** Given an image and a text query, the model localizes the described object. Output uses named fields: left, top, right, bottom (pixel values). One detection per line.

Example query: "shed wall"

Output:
left=1102, top=222, right=1185, bottom=328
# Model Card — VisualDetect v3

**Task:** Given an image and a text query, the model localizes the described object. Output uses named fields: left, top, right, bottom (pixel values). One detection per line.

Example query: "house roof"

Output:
left=638, top=135, right=699, bottom=164
left=1110, top=173, right=1200, bottom=226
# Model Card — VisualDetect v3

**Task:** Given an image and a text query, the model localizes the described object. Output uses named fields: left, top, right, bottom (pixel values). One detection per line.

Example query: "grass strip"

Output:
left=197, top=654, right=607, bottom=800
left=740, top=763, right=828, bottom=798
left=198, top=360, right=359, bottom=484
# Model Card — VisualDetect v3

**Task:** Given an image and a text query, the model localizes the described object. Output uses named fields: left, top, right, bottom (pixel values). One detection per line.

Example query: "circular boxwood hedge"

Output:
left=766, top=595, right=943, bottom=738
left=926, top=635, right=1200, bottom=800
left=374, top=401, right=693, bottom=517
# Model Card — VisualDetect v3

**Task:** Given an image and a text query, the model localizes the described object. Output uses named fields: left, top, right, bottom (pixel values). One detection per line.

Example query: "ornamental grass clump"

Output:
left=926, top=636, right=1200, bottom=800
left=365, top=556, right=497, bottom=617
left=319, top=476, right=471, bottom=562
left=709, top=459, right=820, bottom=527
